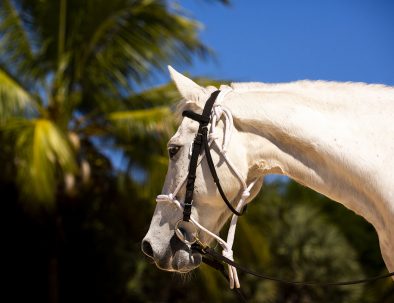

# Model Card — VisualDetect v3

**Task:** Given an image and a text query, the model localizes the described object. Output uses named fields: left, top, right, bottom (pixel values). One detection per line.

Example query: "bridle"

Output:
left=157, top=88, right=258, bottom=288
left=156, top=90, right=394, bottom=298
left=181, top=90, right=248, bottom=220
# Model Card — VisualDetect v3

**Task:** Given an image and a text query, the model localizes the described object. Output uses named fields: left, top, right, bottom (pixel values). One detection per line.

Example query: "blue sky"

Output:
left=112, top=0, right=394, bottom=175
left=176, top=0, right=394, bottom=85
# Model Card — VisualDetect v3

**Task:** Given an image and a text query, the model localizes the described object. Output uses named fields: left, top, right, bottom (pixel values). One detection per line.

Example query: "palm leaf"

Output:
left=0, top=0, right=34, bottom=63
left=78, top=0, right=211, bottom=101
left=108, top=106, right=172, bottom=136
left=0, top=66, right=38, bottom=122
left=14, top=119, right=76, bottom=205
left=106, top=103, right=174, bottom=194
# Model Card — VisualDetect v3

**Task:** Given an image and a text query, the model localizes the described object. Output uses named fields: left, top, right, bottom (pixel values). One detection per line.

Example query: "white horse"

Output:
left=142, top=66, right=394, bottom=284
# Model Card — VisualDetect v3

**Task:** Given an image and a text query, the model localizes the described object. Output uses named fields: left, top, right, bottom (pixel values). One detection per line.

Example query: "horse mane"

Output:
left=174, top=80, right=394, bottom=117
left=230, top=80, right=393, bottom=93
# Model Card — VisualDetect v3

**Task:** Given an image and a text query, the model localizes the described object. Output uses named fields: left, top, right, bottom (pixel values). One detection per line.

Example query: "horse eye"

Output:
left=168, top=145, right=181, bottom=159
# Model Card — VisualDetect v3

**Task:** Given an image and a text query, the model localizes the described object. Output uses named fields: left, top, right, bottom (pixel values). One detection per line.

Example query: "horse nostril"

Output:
left=142, top=240, right=154, bottom=259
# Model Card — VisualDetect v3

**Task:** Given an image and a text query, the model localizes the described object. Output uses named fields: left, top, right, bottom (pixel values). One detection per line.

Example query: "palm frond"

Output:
left=105, top=104, right=174, bottom=195
left=0, top=0, right=46, bottom=86
left=0, top=66, right=38, bottom=122
left=79, top=0, right=210, bottom=100
left=108, top=106, right=173, bottom=139
left=0, top=0, right=34, bottom=63
left=123, top=82, right=181, bottom=109
left=13, top=119, right=77, bottom=205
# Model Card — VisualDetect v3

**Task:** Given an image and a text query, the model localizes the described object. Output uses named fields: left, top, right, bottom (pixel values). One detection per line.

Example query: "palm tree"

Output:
left=0, top=1, right=228, bottom=302
left=0, top=0, right=226, bottom=206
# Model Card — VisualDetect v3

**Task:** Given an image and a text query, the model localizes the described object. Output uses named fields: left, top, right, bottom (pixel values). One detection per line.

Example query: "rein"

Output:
left=194, top=243, right=394, bottom=286
left=156, top=90, right=394, bottom=295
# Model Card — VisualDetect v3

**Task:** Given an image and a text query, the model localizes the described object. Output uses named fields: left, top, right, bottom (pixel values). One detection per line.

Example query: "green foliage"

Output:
left=108, top=107, right=172, bottom=139
left=15, top=119, right=77, bottom=205
left=1, top=1, right=393, bottom=303
left=249, top=183, right=363, bottom=302
left=0, top=0, right=213, bottom=205
left=0, top=67, right=37, bottom=122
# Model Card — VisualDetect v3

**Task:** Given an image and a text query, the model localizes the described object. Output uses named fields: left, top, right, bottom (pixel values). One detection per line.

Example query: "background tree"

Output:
left=0, top=0, right=215, bottom=205
left=0, top=0, right=226, bottom=302
left=1, top=1, right=393, bottom=303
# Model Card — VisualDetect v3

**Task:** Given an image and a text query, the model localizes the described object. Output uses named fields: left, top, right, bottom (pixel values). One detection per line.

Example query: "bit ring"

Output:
left=175, top=219, right=198, bottom=245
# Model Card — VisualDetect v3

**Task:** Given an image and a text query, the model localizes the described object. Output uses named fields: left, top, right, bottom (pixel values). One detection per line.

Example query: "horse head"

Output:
left=141, top=67, right=263, bottom=273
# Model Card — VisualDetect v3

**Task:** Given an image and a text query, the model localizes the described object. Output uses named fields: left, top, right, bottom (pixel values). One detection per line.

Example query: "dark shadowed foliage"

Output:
left=0, top=1, right=393, bottom=302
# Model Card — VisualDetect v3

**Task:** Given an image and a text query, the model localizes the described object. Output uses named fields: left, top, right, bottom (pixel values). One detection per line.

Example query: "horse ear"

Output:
left=168, top=66, right=207, bottom=105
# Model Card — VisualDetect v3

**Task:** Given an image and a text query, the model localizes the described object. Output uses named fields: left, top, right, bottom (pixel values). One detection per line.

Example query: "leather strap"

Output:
left=182, top=90, right=221, bottom=221
left=194, top=244, right=394, bottom=287
left=182, top=90, right=246, bottom=221
left=202, top=257, right=247, bottom=302
left=203, top=133, right=247, bottom=216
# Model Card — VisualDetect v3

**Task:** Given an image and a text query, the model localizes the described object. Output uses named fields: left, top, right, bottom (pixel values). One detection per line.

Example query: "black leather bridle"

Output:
left=181, top=90, right=246, bottom=222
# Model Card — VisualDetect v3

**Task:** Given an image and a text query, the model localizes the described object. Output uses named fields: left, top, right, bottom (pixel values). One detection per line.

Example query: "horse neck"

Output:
left=224, top=84, right=394, bottom=233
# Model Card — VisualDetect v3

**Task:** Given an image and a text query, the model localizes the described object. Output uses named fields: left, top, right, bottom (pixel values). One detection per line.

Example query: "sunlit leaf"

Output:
left=108, top=106, right=171, bottom=133
left=0, top=67, right=36, bottom=122
left=0, top=0, right=34, bottom=64
left=14, top=119, right=76, bottom=205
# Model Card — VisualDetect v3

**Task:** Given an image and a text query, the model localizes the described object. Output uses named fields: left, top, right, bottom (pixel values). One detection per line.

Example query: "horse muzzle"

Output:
left=141, top=231, right=202, bottom=273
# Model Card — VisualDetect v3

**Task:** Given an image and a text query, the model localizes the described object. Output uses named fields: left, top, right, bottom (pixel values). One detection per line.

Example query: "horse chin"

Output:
left=172, top=249, right=202, bottom=273
left=155, top=249, right=202, bottom=273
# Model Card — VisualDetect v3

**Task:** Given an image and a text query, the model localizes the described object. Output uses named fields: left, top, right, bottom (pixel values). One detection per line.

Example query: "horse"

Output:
left=142, top=66, right=394, bottom=287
